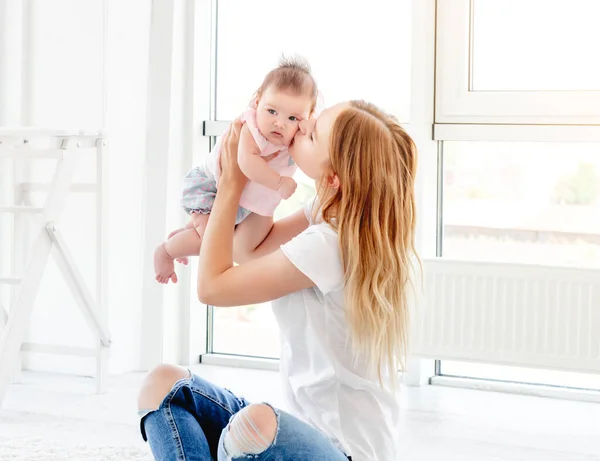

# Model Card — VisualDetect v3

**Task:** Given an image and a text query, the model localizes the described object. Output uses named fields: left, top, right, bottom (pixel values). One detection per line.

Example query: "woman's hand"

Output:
left=219, top=117, right=247, bottom=190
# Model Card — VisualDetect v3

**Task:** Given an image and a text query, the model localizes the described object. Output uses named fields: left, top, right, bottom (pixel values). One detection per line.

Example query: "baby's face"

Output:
left=255, top=87, right=313, bottom=146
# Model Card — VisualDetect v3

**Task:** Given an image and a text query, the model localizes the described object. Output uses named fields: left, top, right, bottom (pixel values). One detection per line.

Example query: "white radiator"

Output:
left=412, top=259, right=600, bottom=374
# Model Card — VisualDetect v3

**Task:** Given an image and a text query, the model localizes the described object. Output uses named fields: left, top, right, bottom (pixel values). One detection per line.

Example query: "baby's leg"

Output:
left=167, top=221, right=195, bottom=265
left=233, top=214, right=274, bottom=263
left=167, top=220, right=194, bottom=239
left=154, top=213, right=209, bottom=284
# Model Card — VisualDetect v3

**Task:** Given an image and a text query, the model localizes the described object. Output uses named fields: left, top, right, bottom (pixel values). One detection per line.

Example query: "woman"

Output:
left=137, top=101, right=419, bottom=460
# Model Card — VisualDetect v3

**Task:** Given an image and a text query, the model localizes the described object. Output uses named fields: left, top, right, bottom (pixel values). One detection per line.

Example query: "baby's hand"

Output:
left=277, top=176, right=297, bottom=199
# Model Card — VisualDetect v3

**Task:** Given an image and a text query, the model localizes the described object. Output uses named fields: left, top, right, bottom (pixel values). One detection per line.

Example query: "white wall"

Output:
left=0, top=0, right=153, bottom=376
left=100, top=0, right=151, bottom=374
left=4, top=0, right=210, bottom=376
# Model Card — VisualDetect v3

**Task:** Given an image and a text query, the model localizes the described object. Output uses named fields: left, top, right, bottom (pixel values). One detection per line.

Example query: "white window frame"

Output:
left=140, top=0, right=214, bottom=369
left=434, top=123, right=600, bottom=142
left=435, top=0, right=600, bottom=125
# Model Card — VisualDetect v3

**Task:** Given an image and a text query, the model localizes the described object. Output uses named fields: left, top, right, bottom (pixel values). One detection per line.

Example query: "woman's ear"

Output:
left=326, top=172, right=340, bottom=190
left=252, top=97, right=259, bottom=109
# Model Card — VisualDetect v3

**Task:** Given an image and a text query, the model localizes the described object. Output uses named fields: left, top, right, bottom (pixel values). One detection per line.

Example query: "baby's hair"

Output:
left=255, top=55, right=318, bottom=114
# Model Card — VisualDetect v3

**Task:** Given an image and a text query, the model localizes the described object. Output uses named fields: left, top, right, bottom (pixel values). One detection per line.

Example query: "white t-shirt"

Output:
left=272, top=200, right=401, bottom=460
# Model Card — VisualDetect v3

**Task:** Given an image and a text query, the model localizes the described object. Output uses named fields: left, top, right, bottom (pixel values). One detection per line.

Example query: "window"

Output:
left=472, top=0, right=600, bottom=92
left=216, top=0, right=411, bottom=121
left=435, top=0, right=600, bottom=124
left=437, top=140, right=600, bottom=390
left=442, top=141, right=600, bottom=269
left=431, top=3, right=600, bottom=390
left=211, top=171, right=315, bottom=358
left=209, top=0, right=412, bottom=358
left=441, top=361, right=600, bottom=391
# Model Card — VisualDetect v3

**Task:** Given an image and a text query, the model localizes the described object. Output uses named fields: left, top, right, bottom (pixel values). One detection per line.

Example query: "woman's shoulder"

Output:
left=303, top=196, right=322, bottom=225
left=306, top=221, right=337, bottom=239
left=304, top=198, right=337, bottom=230
left=289, top=219, right=340, bottom=269
left=281, top=220, right=342, bottom=296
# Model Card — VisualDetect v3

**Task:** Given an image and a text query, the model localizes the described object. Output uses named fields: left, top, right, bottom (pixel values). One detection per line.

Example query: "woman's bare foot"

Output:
left=166, top=228, right=189, bottom=265
left=154, top=243, right=178, bottom=284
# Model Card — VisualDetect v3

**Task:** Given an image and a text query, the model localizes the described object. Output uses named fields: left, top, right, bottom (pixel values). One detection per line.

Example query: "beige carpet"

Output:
left=0, top=437, right=152, bottom=461
left=0, top=410, right=153, bottom=461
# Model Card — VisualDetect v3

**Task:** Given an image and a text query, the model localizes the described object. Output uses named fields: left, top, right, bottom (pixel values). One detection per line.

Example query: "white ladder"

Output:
left=0, top=129, right=111, bottom=407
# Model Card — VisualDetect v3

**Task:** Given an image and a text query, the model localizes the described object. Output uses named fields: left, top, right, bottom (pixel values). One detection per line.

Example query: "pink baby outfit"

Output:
left=214, top=108, right=297, bottom=216
left=184, top=108, right=297, bottom=223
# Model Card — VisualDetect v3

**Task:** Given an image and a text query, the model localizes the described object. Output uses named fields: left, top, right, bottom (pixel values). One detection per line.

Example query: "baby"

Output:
left=155, top=57, right=318, bottom=283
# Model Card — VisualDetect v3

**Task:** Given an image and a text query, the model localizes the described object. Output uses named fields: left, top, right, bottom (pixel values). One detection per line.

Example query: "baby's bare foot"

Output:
left=154, top=244, right=178, bottom=284
left=166, top=228, right=189, bottom=265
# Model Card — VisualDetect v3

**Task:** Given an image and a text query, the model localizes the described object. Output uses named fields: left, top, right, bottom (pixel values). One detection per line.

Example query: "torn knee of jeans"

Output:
left=137, top=408, right=158, bottom=419
left=224, top=404, right=278, bottom=457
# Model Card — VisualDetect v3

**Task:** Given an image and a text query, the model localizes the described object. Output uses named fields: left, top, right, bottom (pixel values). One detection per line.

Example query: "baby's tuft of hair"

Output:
left=256, top=55, right=318, bottom=113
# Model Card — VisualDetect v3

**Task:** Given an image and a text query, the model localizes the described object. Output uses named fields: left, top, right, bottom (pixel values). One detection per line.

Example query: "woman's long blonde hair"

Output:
left=318, top=100, right=420, bottom=387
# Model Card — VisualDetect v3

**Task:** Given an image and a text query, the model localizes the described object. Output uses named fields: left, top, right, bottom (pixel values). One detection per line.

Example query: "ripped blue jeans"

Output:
left=139, top=371, right=350, bottom=460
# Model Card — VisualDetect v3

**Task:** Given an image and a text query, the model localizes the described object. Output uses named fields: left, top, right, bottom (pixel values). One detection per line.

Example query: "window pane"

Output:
left=216, top=0, right=411, bottom=120
left=441, top=361, right=600, bottom=391
left=472, top=0, right=600, bottom=91
left=212, top=1, right=411, bottom=358
left=443, top=141, right=600, bottom=268
left=212, top=303, right=280, bottom=358
left=211, top=172, right=315, bottom=358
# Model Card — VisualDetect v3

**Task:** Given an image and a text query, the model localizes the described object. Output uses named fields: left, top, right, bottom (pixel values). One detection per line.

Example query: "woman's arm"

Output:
left=234, top=208, right=309, bottom=263
left=198, top=246, right=314, bottom=306
left=198, top=121, right=315, bottom=307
